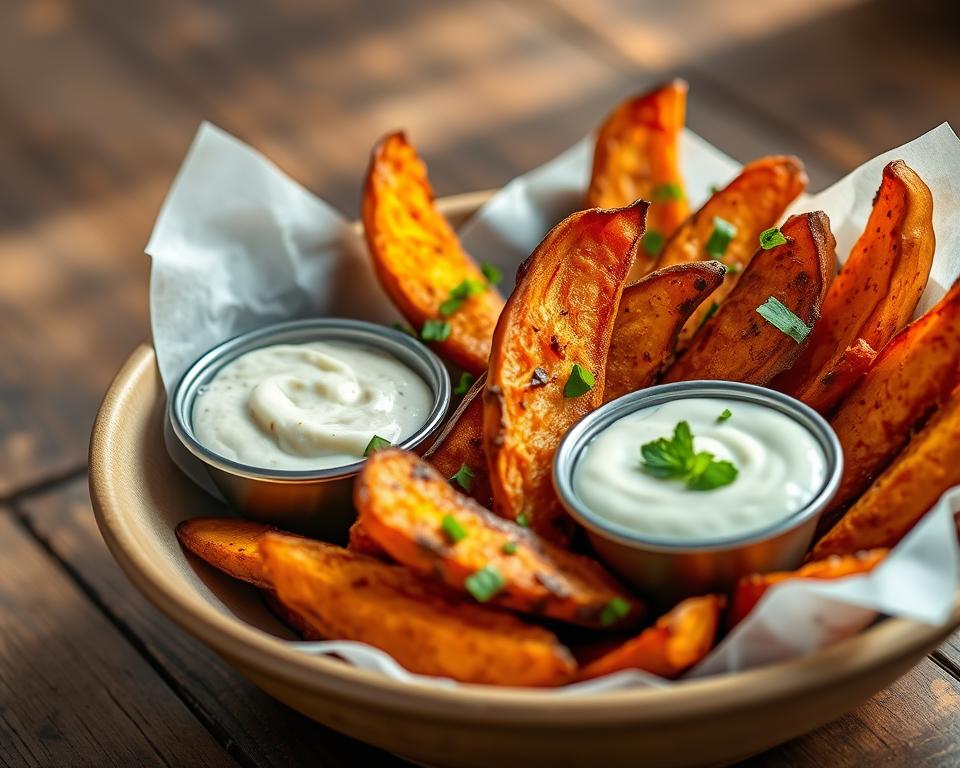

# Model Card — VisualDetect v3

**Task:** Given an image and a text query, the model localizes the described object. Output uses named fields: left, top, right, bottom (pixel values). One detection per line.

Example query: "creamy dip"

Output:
left=192, top=341, right=434, bottom=470
left=572, top=397, right=826, bottom=542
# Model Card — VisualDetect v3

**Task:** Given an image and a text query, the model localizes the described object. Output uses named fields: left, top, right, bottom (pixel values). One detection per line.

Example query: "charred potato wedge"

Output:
left=176, top=517, right=275, bottom=587
left=363, top=132, right=504, bottom=373
left=484, top=202, right=647, bottom=544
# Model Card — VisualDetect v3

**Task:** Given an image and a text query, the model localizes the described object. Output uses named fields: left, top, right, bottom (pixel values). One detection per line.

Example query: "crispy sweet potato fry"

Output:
left=656, top=156, right=808, bottom=343
left=176, top=518, right=275, bottom=587
left=813, top=385, right=960, bottom=559
left=794, top=338, right=877, bottom=415
left=586, top=80, right=688, bottom=281
left=424, top=372, right=493, bottom=507
left=664, top=212, right=834, bottom=384
left=260, top=533, right=576, bottom=686
left=261, top=589, right=324, bottom=641
left=826, top=277, right=960, bottom=511
left=776, top=161, right=935, bottom=407
left=362, top=132, right=504, bottom=373
left=346, top=520, right=387, bottom=559
left=355, top=450, right=642, bottom=629
left=728, top=550, right=887, bottom=627
left=605, top=262, right=725, bottom=401
left=575, top=595, right=724, bottom=681
left=484, top=203, right=647, bottom=544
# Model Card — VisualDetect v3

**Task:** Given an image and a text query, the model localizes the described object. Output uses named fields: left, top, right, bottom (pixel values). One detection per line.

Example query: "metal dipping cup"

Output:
left=170, top=318, right=451, bottom=538
left=553, top=381, right=843, bottom=602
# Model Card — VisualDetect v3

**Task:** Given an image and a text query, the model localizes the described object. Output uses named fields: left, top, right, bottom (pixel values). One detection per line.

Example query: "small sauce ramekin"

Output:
left=170, top=318, right=451, bottom=537
left=553, top=381, right=843, bottom=602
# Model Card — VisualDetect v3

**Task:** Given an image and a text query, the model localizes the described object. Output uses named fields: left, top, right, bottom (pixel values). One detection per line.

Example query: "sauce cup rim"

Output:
left=552, top=380, right=844, bottom=554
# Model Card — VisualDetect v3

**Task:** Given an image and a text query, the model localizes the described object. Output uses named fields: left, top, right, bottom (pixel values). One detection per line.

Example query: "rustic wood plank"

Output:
left=16, top=478, right=398, bottom=767
left=0, top=510, right=236, bottom=768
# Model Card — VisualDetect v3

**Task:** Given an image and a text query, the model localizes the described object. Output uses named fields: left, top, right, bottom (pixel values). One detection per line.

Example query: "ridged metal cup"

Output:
left=170, top=318, right=451, bottom=538
left=553, top=381, right=843, bottom=602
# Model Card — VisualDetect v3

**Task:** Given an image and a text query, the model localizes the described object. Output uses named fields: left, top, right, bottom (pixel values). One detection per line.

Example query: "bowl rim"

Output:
left=90, top=189, right=960, bottom=728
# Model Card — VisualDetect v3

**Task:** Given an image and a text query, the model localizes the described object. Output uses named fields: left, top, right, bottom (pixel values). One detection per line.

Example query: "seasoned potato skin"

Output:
left=605, top=262, right=725, bottom=401
left=354, top=450, right=643, bottom=629
left=587, top=80, right=689, bottom=281
left=664, top=212, right=834, bottom=384
left=484, top=202, right=647, bottom=544
left=826, top=277, right=960, bottom=512
left=575, top=595, right=724, bottom=681
left=176, top=517, right=275, bottom=587
left=657, top=156, right=808, bottom=343
left=362, top=132, right=504, bottom=373
left=346, top=519, right=387, bottom=560
left=729, top=550, right=887, bottom=627
left=777, top=161, right=934, bottom=407
left=795, top=338, right=877, bottom=415
left=260, top=533, right=577, bottom=686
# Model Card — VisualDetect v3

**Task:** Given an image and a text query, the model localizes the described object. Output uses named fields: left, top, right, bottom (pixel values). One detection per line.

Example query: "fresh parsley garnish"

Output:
left=640, top=421, right=738, bottom=491
left=465, top=565, right=506, bottom=602
left=516, top=512, right=530, bottom=527
left=706, top=217, right=737, bottom=259
left=421, top=319, right=452, bottom=342
left=599, top=596, right=632, bottom=627
left=454, top=371, right=475, bottom=396
left=449, top=463, right=475, bottom=492
left=563, top=364, right=595, bottom=398
left=643, top=229, right=664, bottom=257
left=708, top=184, right=721, bottom=195
left=481, top=262, right=502, bottom=285
left=501, top=540, right=518, bottom=555
left=363, top=435, right=391, bottom=457
left=442, top=514, right=468, bottom=544
left=759, top=226, right=788, bottom=250
left=440, top=278, right=487, bottom=316
left=652, top=182, right=683, bottom=202
left=717, top=408, right=733, bottom=423
left=755, top=296, right=811, bottom=343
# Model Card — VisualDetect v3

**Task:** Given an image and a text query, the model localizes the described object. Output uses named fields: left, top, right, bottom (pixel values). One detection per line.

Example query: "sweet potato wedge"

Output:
left=812, top=384, right=960, bottom=559
left=424, top=372, right=493, bottom=508
left=586, top=80, right=688, bottom=281
left=484, top=202, right=647, bottom=544
left=776, top=161, right=935, bottom=407
left=728, top=549, right=887, bottom=627
left=605, top=262, right=725, bottom=401
left=794, top=338, right=877, bottom=415
left=176, top=517, right=275, bottom=587
left=346, top=519, right=387, bottom=559
left=355, top=449, right=642, bottom=629
left=826, top=277, right=960, bottom=511
left=362, top=132, right=504, bottom=374
left=260, top=533, right=577, bottom=686
left=664, top=212, right=834, bottom=384
left=575, top=595, right=724, bottom=681
left=261, top=589, right=324, bottom=641
left=657, top=156, right=808, bottom=343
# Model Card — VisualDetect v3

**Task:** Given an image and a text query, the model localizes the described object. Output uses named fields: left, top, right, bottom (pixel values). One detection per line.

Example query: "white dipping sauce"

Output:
left=573, top=397, right=826, bottom=542
left=192, top=341, right=434, bottom=470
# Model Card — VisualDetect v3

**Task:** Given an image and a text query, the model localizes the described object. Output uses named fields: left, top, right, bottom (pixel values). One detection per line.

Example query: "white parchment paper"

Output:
left=147, top=119, right=960, bottom=689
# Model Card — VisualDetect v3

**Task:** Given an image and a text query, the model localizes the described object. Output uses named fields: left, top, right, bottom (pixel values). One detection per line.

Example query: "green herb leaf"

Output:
left=708, top=184, right=722, bottom=195
left=465, top=565, right=506, bottom=602
left=363, top=435, right=391, bottom=457
left=755, top=296, right=811, bottom=343
left=449, top=463, right=475, bottom=492
left=759, top=226, right=788, bottom=250
left=563, top=364, right=596, bottom=398
left=599, top=596, right=632, bottom=627
left=454, top=371, right=475, bottom=396
left=687, top=459, right=738, bottom=491
left=652, top=182, right=684, bottom=202
left=516, top=512, right=530, bottom=528
left=643, top=229, right=664, bottom=257
left=392, top=322, right=416, bottom=337
left=421, top=319, right=452, bottom=342
left=481, top=262, right=503, bottom=285
left=706, top=217, right=737, bottom=258
left=440, top=278, right=487, bottom=316
left=501, top=540, right=518, bottom=555
left=726, top=262, right=742, bottom=275
left=442, top=514, right=468, bottom=544
left=717, top=408, right=733, bottom=423
left=640, top=421, right=738, bottom=491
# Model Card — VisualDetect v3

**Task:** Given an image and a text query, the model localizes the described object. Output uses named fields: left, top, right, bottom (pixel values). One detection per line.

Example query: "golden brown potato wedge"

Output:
left=826, top=277, right=960, bottom=512
left=346, top=519, right=387, bottom=559
left=355, top=449, right=643, bottom=629
left=793, top=338, right=877, bottom=415
left=812, top=384, right=960, bottom=560
left=575, top=595, right=724, bottom=681
left=776, top=161, right=935, bottom=407
left=728, top=550, right=887, bottom=628
left=484, top=202, right=647, bottom=544
left=176, top=517, right=275, bottom=588
left=362, top=132, right=504, bottom=374
left=260, top=533, right=576, bottom=686
left=664, top=212, right=834, bottom=384
left=586, top=80, right=689, bottom=281
left=657, top=156, right=808, bottom=343
left=261, top=589, right=324, bottom=641
left=605, top=262, right=726, bottom=401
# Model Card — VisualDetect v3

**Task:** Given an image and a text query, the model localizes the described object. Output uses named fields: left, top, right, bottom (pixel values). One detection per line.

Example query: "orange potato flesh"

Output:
left=575, top=595, right=724, bottom=681
left=664, top=212, right=834, bottom=384
left=795, top=338, right=877, bottom=415
left=260, top=533, right=577, bottom=687
left=656, top=156, right=808, bottom=344
left=812, top=385, right=960, bottom=560
left=424, top=372, right=493, bottom=508
left=586, top=79, right=689, bottom=281
left=605, top=262, right=726, bottom=401
left=354, top=450, right=643, bottom=629
left=777, top=161, right=935, bottom=406
left=728, top=550, right=887, bottom=627
left=362, top=131, right=504, bottom=374
left=826, top=277, right=960, bottom=512
left=484, top=202, right=647, bottom=544
left=176, top=517, right=275, bottom=588
left=346, top=519, right=387, bottom=560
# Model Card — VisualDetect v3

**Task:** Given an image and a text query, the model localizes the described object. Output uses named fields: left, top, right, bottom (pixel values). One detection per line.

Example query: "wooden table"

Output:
left=2, top=1, right=959, bottom=765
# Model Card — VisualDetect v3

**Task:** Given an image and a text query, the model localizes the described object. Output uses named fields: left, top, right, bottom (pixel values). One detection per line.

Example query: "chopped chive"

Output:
left=652, top=182, right=683, bottom=202
left=449, top=463, right=475, bottom=492
left=643, top=229, right=664, bottom=257
left=563, top=364, right=596, bottom=398
left=759, top=226, right=788, bottom=250
left=756, top=296, right=811, bottom=343
left=717, top=408, right=733, bottom=423
left=481, top=262, right=503, bottom=285
left=516, top=512, right=530, bottom=528
left=363, top=435, right=391, bottom=456
left=501, top=540, right=518, bottom=555
left=706, top=217, right=737, bottom=259
left=599, top=596, right=632, bottom=627
left=465, top=565, right=506, bottom=602
left=392, top=322, right=416, bottom=337
left=454, top=371, right=475, bottom=396
left=442, top=514, right=468, bottom=544
left=421, top=319, right=452, bottom=342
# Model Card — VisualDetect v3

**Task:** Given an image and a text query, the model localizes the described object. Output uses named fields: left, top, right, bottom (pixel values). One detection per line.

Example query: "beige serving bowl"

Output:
left=90, top=192, right=960, bottom=768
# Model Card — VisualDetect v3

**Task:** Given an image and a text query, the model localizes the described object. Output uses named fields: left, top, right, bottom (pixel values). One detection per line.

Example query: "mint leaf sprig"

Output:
left=640, top=421, right=738, bottom=491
